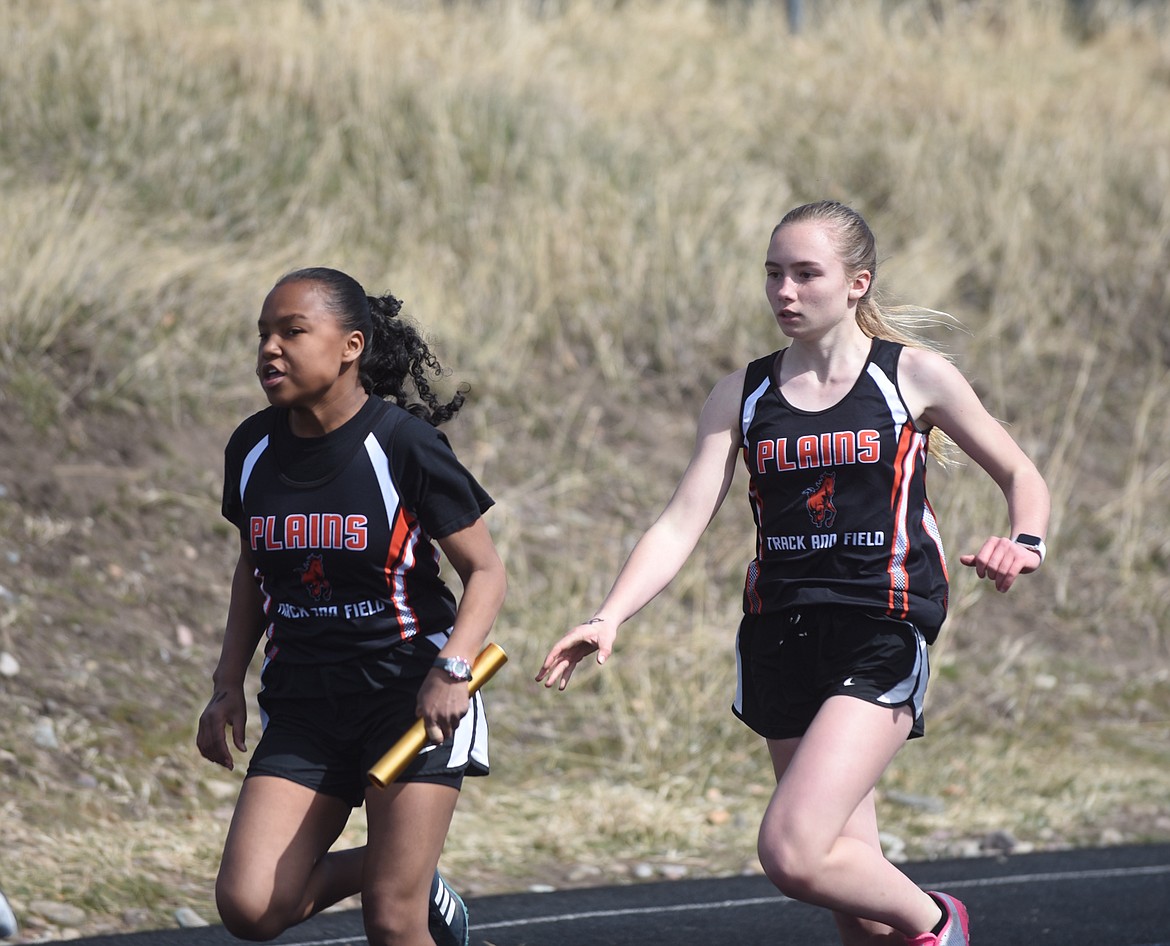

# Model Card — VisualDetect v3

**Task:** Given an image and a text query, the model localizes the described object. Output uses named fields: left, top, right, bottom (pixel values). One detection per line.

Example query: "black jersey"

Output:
left=221, top=395, right=494, bottom=665
left=739, top=338, right=949, bottom=639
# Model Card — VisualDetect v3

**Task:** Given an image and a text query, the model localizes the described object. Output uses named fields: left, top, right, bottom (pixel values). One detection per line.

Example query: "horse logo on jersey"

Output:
left=295, top=553, right=333, bottom=602
left=802, top=471, right=838, bottom=528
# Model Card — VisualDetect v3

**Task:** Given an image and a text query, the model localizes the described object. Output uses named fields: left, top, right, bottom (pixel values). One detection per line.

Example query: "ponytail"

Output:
left=363, top=293, right=467, bottom=426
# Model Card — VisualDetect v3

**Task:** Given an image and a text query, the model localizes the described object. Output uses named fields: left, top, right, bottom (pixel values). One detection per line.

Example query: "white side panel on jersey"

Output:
left=239, top=434, right=270, bottom=503
left=741, top=376, right=771, bottom=444
left=866, top=362, right=909, bottom=429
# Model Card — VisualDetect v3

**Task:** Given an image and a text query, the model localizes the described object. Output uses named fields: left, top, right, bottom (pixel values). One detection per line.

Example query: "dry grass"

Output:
left=1, top=0, right=1169, bottom=937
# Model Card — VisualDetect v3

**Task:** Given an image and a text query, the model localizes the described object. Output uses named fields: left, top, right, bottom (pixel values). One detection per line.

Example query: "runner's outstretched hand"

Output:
left=536, top=618, right=617, bottom=691
left=959, top=535, right=1041, bottom=593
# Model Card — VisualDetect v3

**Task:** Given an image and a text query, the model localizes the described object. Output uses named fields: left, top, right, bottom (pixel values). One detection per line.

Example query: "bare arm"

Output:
left=417, top=517, right=507, bottom=743
left=196, top=538, right=267, bottom=769
left=901, top=347, right=1051, bottom=592
left=536, top=369, right=744, bottom=690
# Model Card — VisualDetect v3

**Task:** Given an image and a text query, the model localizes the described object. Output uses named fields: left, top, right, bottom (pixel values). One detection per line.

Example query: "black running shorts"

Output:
left=733, top=606, right=929, bottom=740
left=247, top=637, right=489, bottom=807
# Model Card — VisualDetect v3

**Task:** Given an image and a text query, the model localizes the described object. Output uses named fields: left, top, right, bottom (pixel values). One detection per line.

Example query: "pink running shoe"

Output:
left=905, top=891, right=969, bottom=945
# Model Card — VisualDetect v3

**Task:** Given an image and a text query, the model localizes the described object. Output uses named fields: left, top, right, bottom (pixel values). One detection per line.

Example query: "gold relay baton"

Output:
left=367, top=642, right=508, bottom=789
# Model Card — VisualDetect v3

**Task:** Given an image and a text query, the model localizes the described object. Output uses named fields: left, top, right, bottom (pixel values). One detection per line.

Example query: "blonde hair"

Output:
left=774, top=200, right=957, bottom=462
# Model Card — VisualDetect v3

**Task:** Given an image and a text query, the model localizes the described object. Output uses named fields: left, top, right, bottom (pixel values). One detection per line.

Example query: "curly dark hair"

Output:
left=274, top=267, right=466, bottom=426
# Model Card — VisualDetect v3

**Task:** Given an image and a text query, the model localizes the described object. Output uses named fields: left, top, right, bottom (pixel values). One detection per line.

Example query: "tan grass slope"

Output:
left=0, top=0, right=1168, bottom=937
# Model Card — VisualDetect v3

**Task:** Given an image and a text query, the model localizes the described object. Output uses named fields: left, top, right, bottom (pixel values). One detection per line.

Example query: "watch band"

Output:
left=1014, top=534, right=1046, bottom=565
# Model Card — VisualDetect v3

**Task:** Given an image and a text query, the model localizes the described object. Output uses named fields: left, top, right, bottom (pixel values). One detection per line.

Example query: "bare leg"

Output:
left=767, top=738, right=904, bottom=945
left=829, top=794, right=911, bottom=946
left=215, top=775, right=360, bottom=941
left=360, top=780, right=461, bottom=946
left=758, top=696, right=941, bottom=938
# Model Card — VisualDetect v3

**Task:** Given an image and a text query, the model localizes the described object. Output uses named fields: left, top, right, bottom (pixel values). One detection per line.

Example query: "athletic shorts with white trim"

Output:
left=248, top=634, right=489, bottom=806
left=733, top=606, right=929, bottom=740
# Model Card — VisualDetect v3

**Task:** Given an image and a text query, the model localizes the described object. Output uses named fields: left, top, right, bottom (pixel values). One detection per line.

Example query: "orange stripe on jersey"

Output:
left=384, top=507, right=422, bottom=640
left=885, top=423, right=919, bottom=618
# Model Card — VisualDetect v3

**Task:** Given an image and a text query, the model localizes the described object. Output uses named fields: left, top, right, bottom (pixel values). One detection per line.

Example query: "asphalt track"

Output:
left=70, top=843, right=1169, bottom=946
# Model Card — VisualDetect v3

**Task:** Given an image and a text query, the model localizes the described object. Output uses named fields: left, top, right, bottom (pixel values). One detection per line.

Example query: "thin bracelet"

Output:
left=583, top=617, right=605, bottom=625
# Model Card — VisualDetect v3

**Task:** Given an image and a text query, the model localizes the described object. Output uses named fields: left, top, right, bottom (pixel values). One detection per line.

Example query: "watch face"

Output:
left=434, top=655, right=473, bottom=680
left=448, top=657, right=472, bottom=680
left=1013, top=534, right=1046, bottom=564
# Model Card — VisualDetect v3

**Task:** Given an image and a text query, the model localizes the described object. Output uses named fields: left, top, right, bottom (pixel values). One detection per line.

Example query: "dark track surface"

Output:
left=69, top=843, right=1170, bottom=946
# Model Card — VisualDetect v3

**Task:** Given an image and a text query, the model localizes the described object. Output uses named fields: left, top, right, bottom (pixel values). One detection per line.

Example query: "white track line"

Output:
left=276, top=861, right=1170, bottom=944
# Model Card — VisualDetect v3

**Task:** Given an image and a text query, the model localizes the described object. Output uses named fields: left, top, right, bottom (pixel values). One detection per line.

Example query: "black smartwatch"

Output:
left=1013, top=534, right=1047, bottom=565
left=432, top=655, right=473, bottom=682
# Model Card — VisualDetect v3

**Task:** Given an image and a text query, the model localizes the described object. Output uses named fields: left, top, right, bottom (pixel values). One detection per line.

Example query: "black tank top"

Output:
left=738, top=338, right=949, bottom=640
